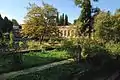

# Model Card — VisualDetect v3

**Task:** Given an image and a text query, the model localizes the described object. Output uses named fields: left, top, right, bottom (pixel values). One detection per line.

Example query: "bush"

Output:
left=105, top=42, right=120, bottom=56
left=61, top=38, right=82, bottom=62
left=41, top=43, right=54, bottom=50
left=81, top=40, right=107, bottom=58
left=27, top=41, right=41, bottom=50
left=19, top=41, right=28, bottom=50
left=76, top=39, right=109, bottom=66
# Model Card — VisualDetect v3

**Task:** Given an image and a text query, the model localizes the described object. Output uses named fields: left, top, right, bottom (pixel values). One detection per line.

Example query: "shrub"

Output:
left=81, top=40, right=107, bottom=58
left=61, top=38, right=82, bottom=62
left=19, top=41, right=28, bottom=50
left=105, top=42, right=120, bottom=56
left=27, top=41, right=41, bottom=50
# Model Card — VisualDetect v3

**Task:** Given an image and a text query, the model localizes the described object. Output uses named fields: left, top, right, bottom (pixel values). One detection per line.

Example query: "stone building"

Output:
left=58, top=26, right=77, bottom=38
left=21, top=24, right=78, bottom=38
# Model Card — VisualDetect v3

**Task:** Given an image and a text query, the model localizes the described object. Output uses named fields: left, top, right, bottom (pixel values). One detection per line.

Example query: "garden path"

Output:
left=0, top=59, right=74, bottom=80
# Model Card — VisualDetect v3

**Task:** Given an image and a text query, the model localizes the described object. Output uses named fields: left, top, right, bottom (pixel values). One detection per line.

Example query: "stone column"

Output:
left=62, top=30, right=64, bottom=37
left=68, top=30, right=70, bottom=37
left=70, top=30, right=71, bottom=37
left=73, top=30, right=75, bottom=38
left=66, top=30, right=68, bottom=37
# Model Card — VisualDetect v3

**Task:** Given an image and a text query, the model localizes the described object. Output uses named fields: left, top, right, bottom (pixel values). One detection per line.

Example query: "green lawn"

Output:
left=8, top=62, right=88, bottom=80
left=0, top=50, right=71, bottom=74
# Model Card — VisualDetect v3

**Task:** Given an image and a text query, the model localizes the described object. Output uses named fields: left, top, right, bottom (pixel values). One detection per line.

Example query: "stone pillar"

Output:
left=70, top=30, right=71, bottom=37
left=64, top=30, right=66, bottom=37
left=71, top=30, right=73, bottom=37
left=73, top=30, right=75, bottom=38
left=68, top=30, right=70, bottom=37
left=62, top=30, right=64, bottom=37
left=66, top=30, right=68, bottom=37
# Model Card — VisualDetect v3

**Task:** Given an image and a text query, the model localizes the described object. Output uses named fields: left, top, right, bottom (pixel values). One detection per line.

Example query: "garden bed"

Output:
left=7, top=62, right=88, bottom=80
left=0, top=50, right=71, bottom=74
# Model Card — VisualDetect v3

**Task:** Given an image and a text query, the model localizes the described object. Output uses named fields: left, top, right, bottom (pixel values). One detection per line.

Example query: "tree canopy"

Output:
left=12, top=19, right=19, bottom=26
left=22, top=3, right=59, bottom=41
left=74, top=0, right=99, bottom=38
left=94, top=11, right=120, bottom=43
left=0, top=15, right=13, bottom=33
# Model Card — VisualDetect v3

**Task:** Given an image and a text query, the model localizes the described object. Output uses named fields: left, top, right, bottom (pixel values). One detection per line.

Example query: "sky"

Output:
left=0, top=0, right=120, bottom=24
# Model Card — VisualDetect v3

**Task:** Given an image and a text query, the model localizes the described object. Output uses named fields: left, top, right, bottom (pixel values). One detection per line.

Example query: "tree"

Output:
left=59, top=13, right=65, bottom=26
left=62, top=13, right=64, bottom=25
left=2, top=16, right=13, bottom=33
left=59, top=15, right=63, bottom=26
left=22, top=3, right=59, bottom=42
left=0, top=14, right=4, bottom=37
left=74, top=0, right=99, bottom=38
left=12, top=19, right=22, bottom=29
left=56, top=12, right=59, bottom=26
left=94, top=11, right=120, bottom=43
left=115, top=9, right=120, bottom=15
left=65, top=14, right=68, bottom=25
left=12, top=19, right=19, bottom=26
left=0, top=14, right=4, bottom=30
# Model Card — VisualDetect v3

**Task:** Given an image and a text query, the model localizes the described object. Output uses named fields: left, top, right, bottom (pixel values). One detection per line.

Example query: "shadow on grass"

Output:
left=0, top=52, right=67, bottom=74
left=7, top=62, right=86, bottom=80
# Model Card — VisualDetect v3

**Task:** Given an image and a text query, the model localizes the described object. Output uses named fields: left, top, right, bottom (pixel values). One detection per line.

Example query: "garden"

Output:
left=1, top=0, right=120, bottom=80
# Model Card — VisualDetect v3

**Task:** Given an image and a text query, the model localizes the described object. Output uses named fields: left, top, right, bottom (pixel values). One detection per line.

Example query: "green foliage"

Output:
left=27, top=40, right=62, bottom=51
left=9, top=32, right=13, bottom=48
left=74, top=0, right=99, bottom=38
left=94, top=11, right=113, bottom=41
left=94, top=11, right=120, bottom=42
left=65, top=14, right=68, bottom=25
left=58, top=13, right=69, bottom=26
left=2, top=16, right=13, bottom=33
left=61, top=38, right=82, bottom=62
left=27, top=41, right=41, bottom=50
left=0, top=50, right=70, bottom=73
left=12, top=19, right=19, bottom=26
left=0, top=15, right=4, bottom=31
left=59, top=13, right=64, bottom=26
left=105, top=42, right=120, bottom=56
left=8, top=62, right=86, bottom=80
left=19, top=41, right=27, bottom=50
left=0, top=15, right=13, bottom=33
left=23, top=3, right=59, bottom=41
left=12, top=53, right=23, bottom=67
left=56, top=12, right=59, bottom=25
left=115, top=8, right=120, bottom=15
left=81, top=40, right=107, bottom=58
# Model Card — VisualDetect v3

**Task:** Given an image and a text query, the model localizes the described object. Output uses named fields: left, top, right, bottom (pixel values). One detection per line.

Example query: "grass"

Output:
left=8, top=62, right=88, bottom=80
left=0, top=50, right=71, bottom=74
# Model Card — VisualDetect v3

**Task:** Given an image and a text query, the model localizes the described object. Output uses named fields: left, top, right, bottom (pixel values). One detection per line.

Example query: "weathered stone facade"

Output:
left=21, top=24, right=77, bottom=38
left=58, top=26, right=77, bottom=38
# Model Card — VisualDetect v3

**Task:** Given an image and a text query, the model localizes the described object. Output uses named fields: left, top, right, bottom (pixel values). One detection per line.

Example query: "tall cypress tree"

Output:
left=62, top=13, right=64, bottom=25
left=3, top=16, right=13, bottom=33
left=59, top=14, right=64, bottom=26
left=0, top=14, right=4, bottom=37
left=0, top=14, right=4, bottom=30
left=59, top=15, right=62, bottom=26
left=65, top=14, right=68, bottom=25
left=12, top=19, right=19, bottom=26
left=74, top=0, right=99, bottom=38
left=56, top=12, right=59, bottom=26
